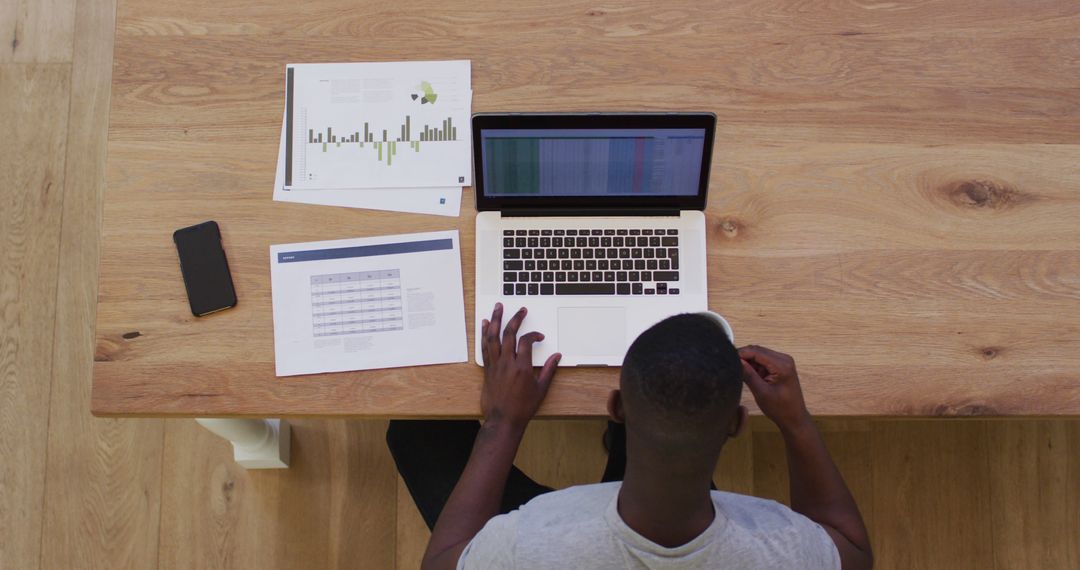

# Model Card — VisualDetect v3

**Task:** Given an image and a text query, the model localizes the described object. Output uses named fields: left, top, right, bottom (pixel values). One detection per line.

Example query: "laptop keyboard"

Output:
left=501, top=228, right=680, bottom=296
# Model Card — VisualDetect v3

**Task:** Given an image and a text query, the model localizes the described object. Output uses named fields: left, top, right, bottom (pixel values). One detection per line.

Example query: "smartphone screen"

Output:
left=173, top=221, right=237, bottom=316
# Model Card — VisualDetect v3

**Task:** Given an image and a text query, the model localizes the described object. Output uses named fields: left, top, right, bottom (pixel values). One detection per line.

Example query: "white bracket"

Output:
left=195, top=418, right=291, bottom=469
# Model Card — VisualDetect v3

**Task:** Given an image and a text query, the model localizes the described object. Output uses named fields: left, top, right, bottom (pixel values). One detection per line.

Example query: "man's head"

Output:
left=610, top=313, right=746, bottom=457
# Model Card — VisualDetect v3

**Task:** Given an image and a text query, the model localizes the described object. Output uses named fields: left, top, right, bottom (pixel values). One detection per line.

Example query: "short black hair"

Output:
left=620, top=313, right=743, bottom=444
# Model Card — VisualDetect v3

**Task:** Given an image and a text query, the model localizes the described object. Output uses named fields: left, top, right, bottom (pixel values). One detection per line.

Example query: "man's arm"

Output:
left=421, top=304, right=560, bottom=570
left=739, top=345, right=873, bottom=570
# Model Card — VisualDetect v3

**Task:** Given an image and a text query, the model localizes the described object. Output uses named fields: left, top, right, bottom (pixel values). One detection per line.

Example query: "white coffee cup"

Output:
left=697, top=310, right=734, bottom=344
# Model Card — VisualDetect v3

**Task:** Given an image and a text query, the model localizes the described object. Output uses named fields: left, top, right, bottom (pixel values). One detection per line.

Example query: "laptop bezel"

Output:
left=472, top=112, right=716, bottom=212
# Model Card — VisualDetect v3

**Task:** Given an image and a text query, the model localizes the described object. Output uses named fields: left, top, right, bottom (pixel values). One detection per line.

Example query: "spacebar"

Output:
left=556, top=283, right=615, bottom=295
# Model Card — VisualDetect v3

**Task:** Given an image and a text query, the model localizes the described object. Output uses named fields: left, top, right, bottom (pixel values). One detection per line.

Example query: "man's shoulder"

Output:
left=712, top=490, right=810, bottom=527
left=519, top=481, right=621, bottom=514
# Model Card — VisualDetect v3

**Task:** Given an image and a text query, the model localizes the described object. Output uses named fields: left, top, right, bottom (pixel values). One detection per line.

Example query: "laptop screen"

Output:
left=480, top=128, right=706, bottom=197
left=473, top=113, right=716, bottom=211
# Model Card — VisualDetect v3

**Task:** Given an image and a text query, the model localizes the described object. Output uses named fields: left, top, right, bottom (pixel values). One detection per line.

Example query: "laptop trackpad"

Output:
left=558, top=307, right=627, bottom=361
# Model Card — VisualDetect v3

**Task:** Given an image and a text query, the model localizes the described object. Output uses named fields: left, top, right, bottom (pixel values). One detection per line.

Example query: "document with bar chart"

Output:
left=284, top=61, right=472, bottom=190
left=270, top=230, right=468, bottom=377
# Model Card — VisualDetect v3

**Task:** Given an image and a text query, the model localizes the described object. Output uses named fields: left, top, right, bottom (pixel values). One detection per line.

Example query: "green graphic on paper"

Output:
left=410, top=81, right=438, bottom=104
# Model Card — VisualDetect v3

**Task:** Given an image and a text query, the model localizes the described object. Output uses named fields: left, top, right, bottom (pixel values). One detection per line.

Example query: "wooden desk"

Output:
left=93, top=0, right=1080, bottom=418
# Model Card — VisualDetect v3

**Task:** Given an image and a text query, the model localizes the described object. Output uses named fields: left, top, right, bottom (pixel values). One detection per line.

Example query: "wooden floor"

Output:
left=2, top=1, right=1079, bottom=568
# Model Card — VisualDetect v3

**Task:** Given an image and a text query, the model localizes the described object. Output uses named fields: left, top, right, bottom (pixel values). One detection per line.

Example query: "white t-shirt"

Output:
left=458, top=482, right=840, bottom=569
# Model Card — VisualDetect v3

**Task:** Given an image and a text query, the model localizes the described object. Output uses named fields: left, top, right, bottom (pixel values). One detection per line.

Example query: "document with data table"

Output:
left=270, top=231, right=467, bottom=376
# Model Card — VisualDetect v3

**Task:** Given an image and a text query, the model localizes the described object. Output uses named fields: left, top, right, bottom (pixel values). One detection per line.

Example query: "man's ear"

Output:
left=607, top=389, right=625, bottom=424
left=728, top=405, right=748, bottom=438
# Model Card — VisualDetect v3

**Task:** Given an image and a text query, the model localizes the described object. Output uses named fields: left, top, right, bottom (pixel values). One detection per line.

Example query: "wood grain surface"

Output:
left=93, top=0, right=1080, bottom=417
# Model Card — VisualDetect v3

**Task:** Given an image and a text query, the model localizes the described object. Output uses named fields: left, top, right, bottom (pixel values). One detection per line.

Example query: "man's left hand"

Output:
left=479, top=303, right=561, bottom=431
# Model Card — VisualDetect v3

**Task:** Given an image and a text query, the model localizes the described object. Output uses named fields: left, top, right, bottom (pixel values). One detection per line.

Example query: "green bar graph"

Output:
left=308, top=114, right=458, bottom=163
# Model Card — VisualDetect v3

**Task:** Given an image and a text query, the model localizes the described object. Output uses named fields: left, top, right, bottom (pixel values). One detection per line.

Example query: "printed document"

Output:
left=271, top=231, right=467, bottom=376
left=284, top=60, right=472, bottom=190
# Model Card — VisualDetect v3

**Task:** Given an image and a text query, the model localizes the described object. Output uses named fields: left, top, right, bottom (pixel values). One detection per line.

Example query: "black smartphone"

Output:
left=173, top=220, right=237, bottom=317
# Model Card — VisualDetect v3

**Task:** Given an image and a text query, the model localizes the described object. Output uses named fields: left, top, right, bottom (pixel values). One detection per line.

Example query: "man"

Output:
left=387, top=304, right=873, bottom=569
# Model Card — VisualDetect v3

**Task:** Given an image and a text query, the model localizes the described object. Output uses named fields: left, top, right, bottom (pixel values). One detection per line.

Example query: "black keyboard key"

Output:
left=617, top=229, right=628, bottom=235
left=568, top=272, right=579, bottom=282
left=641, top=271, right=651, bottom=281
left=543, top=271, right=554, bottom=281
left=613, top=237, right=624, bottom=247
left=619, top=248, right=630, bottom=258
left=570, top=249, right=581, bottom=259
left=607, top=248, right=618, bottom=258
left=617, top=271, right=628, bottom=281
left=576, top=237, right=588, bottom=247
left=504, top=249, right=520, bottom=259
left=504, top=260, right=523, bottom=270
left=592, top=271, right=603, bottom=281
left=561, top=260, right=572, bottom=270
left=598, top=260, right=609, bottom=270
left=516, top=230, right=527, bottom=236
left=528, top=237, right=539, bottom=247
left=657, top=283, right=668, bottom=294
left=659, top=259, right=670, bottom=270
left=604, top=271, right=615, bottom=282
left=573, top=260, right=585, bottom=270
left=642, top=229, right=653, bottom=235
left=540, top=237, right=551, bottom=247
left=629, top=271, right=640, bottom=281
left=580, top=272, right=591, bottom=282
left=644, top=248, right=655, bottom=258
left=503, top=237, right=514, bottom=247
left=667, top=229, right=679, bottom=235
left=504, top=272, right=516, bottom=282
left=594, top=248, right=606, bottom=259
left=653, top=228, right=664, bottom=234
left=528, top=229, right=540, bottom=236
left=653, top=271, right=679, bottom=281
left=552, top=237, right=563, bottom=247
left=634, top=260, right=646, bottom=270
left=516, top=283, right=526, bottom=295
left=610, top=260, right=621, bottom=270
left=578, top=229, right=589, bottom=235
left=558, top=249, right=569, bottom=259
left=534, top=248, right=545, bottom=258
left=645, top=288, right=655, bottom=295
left=631, top=248, right=643, bottom=258
left=541, top=283, right=554, bottom=295
left=647, top=259, right=658, bottom=270
left=624, top=237, right=635, bottom=247
left=583, top=248, right=593, bottom=259
left=556, top=272, right=567, bottom=282
left=522, top=249, right=533, bottom=259
left=591, top=229, right=603, bottom=235
left=528, top=283, right=539, bottom=295
left=504, top=283, right=514, bottom=295
left=515, top=237, right=526, bottom=247
left=537, top=260, right=548, bottom=270
left=518, top=271, right=530, bottom=282
left=541, top=229, right=552, bottom=236
left=669, top=288, right=680, bottom=294
left=649, top=236, right=661, bottom=247
left=554, top=229, right=565, bottom=236
left=632, top=283, right=643, bottom=294
left=662, top=236, right=679, bottom=246
left=586, top=260, right=597, bottom=270
left=556, top=283, right=615, bottom=295
left=589, top=237, right=600, bottom=247
left=601, top=237, right=612, bottom=247
left=629, top=229, right=641, bottom=235
left=503, top=230, right=514, bottom=236
left=617, top=283, right=631, bottom=294
left=531, top=271, right=542, bottom=282
left=657, top=248, right=667, bottom=257
left=546, top=248, right=557, bottom=259
left=566, top=229, right=577, bottom=236
left=525, top=260, right=536, bottom=270
left=672, top=257, right=679, bottom=270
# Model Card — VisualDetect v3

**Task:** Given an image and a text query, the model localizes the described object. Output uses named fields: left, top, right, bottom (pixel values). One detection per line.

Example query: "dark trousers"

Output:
left=386, top=420, right=628, bottom=530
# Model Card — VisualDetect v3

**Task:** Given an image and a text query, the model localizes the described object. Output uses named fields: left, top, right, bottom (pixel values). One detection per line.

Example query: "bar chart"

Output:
left=306, top=116, right=459, bottom=165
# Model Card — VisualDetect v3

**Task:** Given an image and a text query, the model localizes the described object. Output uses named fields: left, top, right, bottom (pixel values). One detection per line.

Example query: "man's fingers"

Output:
left=481, top=319, right=491, bottom=363
left=501, top=306, right=527, bottom=353
left=741, top=359, right=769, bottom=393
left=517, top=331, right=544, bottom=363
left=537, top=352, right=562, bottom=393
left=489, top=303, right=504, bottom=339
left=738, top=345, right=787, bottom=374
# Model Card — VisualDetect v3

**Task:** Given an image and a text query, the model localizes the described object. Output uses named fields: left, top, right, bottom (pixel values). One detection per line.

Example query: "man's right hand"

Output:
left=738, top=345, right=812, bottom=432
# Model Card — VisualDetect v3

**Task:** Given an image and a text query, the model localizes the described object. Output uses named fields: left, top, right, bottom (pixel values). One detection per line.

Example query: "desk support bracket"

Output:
left=195, top=418, right=291, bottom=469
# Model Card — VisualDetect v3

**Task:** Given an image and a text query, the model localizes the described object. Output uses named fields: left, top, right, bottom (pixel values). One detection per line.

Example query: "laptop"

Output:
left=473, top=112, right=717, bottom=366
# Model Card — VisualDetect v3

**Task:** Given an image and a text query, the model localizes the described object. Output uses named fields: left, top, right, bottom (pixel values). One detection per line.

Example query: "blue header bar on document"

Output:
left=277, top=238, right=453, bottom=264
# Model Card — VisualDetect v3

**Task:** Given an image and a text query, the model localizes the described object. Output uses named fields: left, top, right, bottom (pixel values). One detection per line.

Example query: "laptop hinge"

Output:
left=501, top=207, right=680, bottom=218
